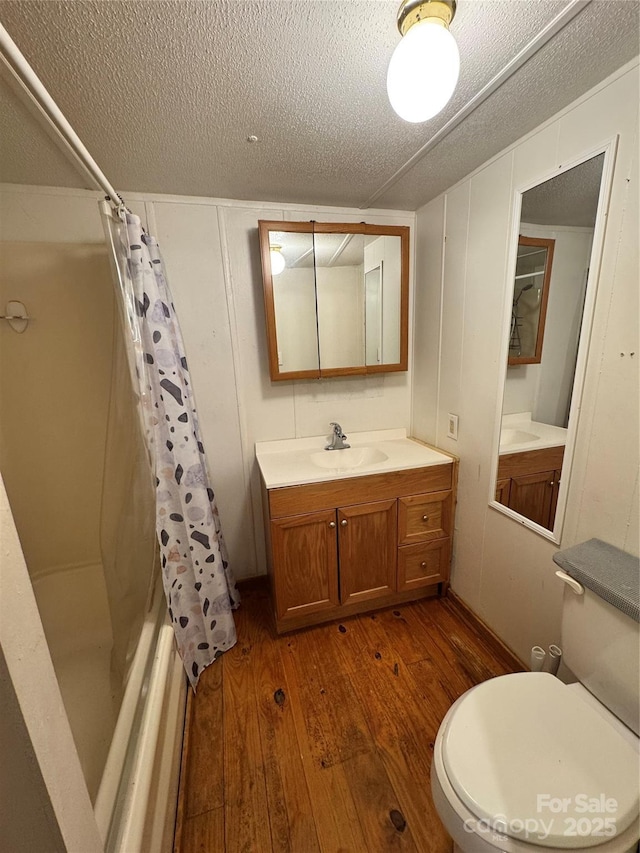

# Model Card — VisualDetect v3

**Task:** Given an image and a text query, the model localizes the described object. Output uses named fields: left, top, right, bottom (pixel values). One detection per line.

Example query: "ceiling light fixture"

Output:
left=387, top=0, right=460, bottom=123
left=269, top=245, right=286, bottom=275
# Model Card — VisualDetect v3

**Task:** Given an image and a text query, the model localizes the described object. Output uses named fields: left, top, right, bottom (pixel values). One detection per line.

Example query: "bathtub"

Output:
left=33, top=563, right=187, bottom=853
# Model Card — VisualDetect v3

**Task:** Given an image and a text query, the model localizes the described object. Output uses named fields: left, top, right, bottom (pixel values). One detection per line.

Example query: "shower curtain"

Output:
left=101, top=204, right=238, bottom=689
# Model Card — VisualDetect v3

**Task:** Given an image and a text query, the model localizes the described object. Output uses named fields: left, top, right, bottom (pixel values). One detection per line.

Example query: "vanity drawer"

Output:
left=269, top=464, right=452, bottom=518
left=397, top=539, right=450, bottom=591
left=398, top=490, right=452, bottom=545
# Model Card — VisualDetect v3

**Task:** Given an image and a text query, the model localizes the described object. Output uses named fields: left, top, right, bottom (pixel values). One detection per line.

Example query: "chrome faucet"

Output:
left=325, top=422, right=350, bottom=451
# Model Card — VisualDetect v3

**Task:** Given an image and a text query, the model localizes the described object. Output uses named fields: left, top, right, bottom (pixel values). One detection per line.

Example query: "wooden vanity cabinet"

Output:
left=496, top=446, right=564, bottom=531
left=508, top=470, right=556, bottom=527
left=262, top=460, right=458, bottom=633
left=549, top=469, right=562, bottom=527
left=495, top=478, right=511, bottom=506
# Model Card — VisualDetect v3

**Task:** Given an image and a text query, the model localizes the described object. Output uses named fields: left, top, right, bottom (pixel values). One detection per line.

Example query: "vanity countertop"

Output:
left=500, top=412, right=568, bottom=455
left=256, top=428, right=452, bottom=489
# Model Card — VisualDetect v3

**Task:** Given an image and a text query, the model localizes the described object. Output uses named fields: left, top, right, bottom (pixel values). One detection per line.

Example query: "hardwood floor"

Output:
left=174, top=580, right=521, bottom=853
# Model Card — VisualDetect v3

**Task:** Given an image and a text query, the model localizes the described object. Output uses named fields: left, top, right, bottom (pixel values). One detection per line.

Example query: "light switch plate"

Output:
left=447, top=413, right=459, bottom=440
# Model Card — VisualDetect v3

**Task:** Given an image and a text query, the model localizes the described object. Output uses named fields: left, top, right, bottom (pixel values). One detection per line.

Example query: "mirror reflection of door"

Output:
left=314, top=232, right=366, bottom=370
left=365, top=265, right=382, bottom=365
left=495, top=153, right=605, bottom=533
left=365, top=234, right=402, bottom=366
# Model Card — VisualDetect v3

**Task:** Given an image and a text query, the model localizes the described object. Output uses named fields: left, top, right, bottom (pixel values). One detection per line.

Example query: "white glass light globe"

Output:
left=387, top=19, right=460, bottom=123
left=270, top=247, right=286, bottom=275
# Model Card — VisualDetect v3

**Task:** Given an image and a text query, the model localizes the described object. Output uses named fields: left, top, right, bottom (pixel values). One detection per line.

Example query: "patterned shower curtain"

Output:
left=102, top=206, right=238, bottom=688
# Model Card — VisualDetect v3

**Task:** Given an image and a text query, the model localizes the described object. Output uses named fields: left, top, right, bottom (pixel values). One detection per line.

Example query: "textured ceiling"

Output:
left=272, top=230, right=373, bottom=268
left=0, top=0, right=638, bottom=211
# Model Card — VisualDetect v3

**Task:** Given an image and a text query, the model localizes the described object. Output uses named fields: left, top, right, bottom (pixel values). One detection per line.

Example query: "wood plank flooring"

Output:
left=175, top=580, right=521, bottom=853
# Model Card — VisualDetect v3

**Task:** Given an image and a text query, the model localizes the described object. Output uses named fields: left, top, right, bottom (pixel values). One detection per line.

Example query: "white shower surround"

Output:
left=95, top=581, right=186, bottom=852
left=31, top=563, right=186, bottom=851
left=32, top=562, right=117, bottom=802
left=0, top=229, right=187, bottom=850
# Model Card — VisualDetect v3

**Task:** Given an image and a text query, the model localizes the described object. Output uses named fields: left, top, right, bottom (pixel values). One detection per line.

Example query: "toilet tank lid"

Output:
left=442, top=673, right=639, bottom=849
left=553, top=538, right=639, bottom=623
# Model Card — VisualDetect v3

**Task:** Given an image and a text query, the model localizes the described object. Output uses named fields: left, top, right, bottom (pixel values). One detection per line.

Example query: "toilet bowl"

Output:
left=431, top=672, right=640, bottom=853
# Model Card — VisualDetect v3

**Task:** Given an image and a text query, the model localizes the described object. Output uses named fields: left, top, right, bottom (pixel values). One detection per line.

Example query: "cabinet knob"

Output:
left=329, top=521, right=336, bottom=529
left=549, top=481, right=555, bottom=487
left=420, top=561, right=427, bottom=568
left=340, top=519, right=348, bottom=527
left=422, top=515, right=429, bottom=522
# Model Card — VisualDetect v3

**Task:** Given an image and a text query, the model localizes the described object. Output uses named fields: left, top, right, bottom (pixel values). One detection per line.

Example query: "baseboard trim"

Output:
left=236, top=572, right=268, bottom=588
left=444, top=590, right=527, bottom=672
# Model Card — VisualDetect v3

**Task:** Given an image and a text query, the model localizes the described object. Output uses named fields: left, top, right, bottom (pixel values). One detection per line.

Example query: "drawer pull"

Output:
left=329, top=521, right=336, bottom=529
left=340, top=519, right=348, bottom=527
left=422, top=515, right=429, bottom=522
left=420, top=561, right=427, bottom=568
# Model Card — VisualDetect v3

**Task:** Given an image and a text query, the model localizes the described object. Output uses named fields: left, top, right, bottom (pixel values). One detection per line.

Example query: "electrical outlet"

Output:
left=447, top=413, right=459, bottom=440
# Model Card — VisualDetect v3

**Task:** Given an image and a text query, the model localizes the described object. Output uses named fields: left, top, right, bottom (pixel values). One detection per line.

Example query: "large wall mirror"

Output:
left=258, top=220, right=409, bottom=380
left=490, top=146, right=614, bottom=540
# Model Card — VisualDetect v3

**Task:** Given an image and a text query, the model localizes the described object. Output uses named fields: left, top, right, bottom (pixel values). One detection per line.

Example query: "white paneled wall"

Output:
left=412, top=195, right=443, bottom=442
left=2, top=61, right=635, bottom=651
left=157, top=200, right=414, bottom=577
left=0, top=186, right=414, bottom=579
left=412, top=60, right=639, bottom=663
left=164, top=198, right=414, bottom=577
left=150, top=201, right=254, bottom=577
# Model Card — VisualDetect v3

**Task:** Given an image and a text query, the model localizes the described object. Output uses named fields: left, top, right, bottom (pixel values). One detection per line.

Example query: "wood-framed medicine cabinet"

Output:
left=508, top=235, right=555, bottom=366
left=258, top=220, right=410, bottom=381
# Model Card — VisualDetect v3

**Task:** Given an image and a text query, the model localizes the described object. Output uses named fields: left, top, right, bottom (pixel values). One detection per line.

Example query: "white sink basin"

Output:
left=255, top=428, right=453, bottom=488
left=310, top=447, right=389, bottom=470
left=501, top=428, right=540, bottom=446
left=498, top=415, right=568, bottom=455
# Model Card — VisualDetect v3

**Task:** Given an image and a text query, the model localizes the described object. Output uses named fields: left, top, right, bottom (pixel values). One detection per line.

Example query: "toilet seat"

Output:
left=437, top=673, right=639, bottom=850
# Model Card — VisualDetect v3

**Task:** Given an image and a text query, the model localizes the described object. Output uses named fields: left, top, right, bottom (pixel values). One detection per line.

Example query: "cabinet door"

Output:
left=270, top=510, right=339, bottom=622
left=398, top=490, right=452, bottom=545
left=338, top=499, right=397, bottom=606
left=495, top=478, right=511, bottom=506
left=398, top=539, right=451, bottom=592
left=508, top=470, right=554, bottom=529
left=549, top=469, right=562, bottom=531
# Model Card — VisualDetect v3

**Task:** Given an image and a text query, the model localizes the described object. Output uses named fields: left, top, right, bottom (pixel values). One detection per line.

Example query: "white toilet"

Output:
left=431, top=566, right=640, bottom=853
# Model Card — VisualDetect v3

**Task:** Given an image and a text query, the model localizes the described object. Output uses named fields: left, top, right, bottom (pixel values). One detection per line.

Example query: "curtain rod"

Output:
left=0, top=23, right=122, bottom=205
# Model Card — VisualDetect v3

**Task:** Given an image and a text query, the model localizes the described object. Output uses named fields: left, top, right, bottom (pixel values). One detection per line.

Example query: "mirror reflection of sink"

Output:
left=501, top=428, right=540, bottom=446
left=310, top=447, right=389, bottom=470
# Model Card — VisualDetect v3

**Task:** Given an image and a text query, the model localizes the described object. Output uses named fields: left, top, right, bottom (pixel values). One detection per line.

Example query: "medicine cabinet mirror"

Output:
left=490, top=148, right=611, bottom=539
left=258, top=220, right=409, bottom=381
